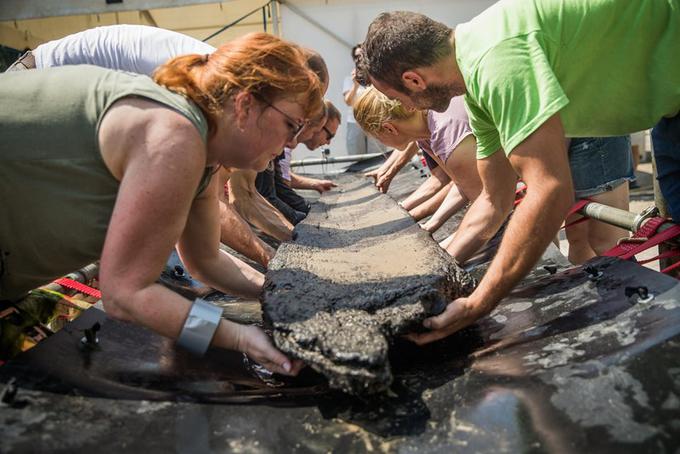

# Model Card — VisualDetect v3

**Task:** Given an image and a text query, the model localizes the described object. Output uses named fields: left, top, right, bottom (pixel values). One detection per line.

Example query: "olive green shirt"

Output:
left=0, top=65, right=211, bottom=300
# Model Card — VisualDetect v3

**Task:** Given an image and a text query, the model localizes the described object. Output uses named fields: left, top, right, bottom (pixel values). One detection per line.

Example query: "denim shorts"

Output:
left=568, top=136, right=634, bottom=198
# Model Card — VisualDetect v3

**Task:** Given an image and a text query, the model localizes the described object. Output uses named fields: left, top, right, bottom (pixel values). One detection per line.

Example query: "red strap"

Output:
left=605, top=223, right=680, bottom=260
left=637, top=249, right=680, bottom=265
left=603, top=217, right=670, bottom=257
left=54, top=278, right=101, bottom=299
left=513, top=181, right=528, bottom=206
left=661, top=259, right=680, bottom=275
left=566, top=199, right=591, bottom=218
left=562, top=216, right=590, bottom=230
left=560, top=199, right=592, bottom=230
left=603, top=239, right=642, bottom=258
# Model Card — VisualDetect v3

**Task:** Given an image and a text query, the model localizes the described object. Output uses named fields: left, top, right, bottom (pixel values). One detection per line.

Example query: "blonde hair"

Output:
left=154, top=32, right=322, bottom=135
left=353, top=86, right=415, bottom=135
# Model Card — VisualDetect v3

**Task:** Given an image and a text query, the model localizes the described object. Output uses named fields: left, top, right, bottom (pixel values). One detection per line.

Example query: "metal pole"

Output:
left=40, top=262, right=100, bottom=294
left=579, top=203, right=638, bottom=231
left=578, top=201, right=678, bottom=238
left=271, top=0, right=279, bottom=36
left=202, top=1, right=271, bottom=42
left=291, top=152, right=386, bottom=167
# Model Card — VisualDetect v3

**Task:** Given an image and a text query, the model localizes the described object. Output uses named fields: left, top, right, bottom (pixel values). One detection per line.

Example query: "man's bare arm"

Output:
left=408, top=113, right=574, bottom=344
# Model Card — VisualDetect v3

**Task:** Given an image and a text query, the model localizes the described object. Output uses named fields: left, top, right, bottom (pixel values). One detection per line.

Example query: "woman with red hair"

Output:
left=0, top=33, right=321, bottom=372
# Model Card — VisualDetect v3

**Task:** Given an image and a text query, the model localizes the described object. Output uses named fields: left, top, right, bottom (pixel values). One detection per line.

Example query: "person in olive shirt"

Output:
left=358, top=1, right=680, bottom=344
left=13, top=24, right=291, bottom=269
left=0, top=33, right=322, bottom=372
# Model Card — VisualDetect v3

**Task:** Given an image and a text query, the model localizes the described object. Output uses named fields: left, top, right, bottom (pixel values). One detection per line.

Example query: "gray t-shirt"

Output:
left=416, top=96, right=473, bottom=164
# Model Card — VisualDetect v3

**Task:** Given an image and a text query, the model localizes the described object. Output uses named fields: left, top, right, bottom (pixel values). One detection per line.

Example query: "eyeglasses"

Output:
left=254, top=94, right=306, bottom=143
left=322, top=125, right=335, bottom=142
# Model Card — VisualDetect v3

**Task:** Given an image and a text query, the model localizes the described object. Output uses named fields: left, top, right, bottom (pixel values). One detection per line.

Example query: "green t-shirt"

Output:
left=455, top=0, right=680, bottom=158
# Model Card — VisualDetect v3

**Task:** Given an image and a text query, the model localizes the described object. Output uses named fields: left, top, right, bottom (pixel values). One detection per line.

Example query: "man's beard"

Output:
left=408, top=82, right=462, bottom=112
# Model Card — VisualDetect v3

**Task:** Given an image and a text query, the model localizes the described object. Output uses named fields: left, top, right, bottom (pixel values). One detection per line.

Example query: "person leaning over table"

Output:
left=0, top=33, right=322, bottom=372
left=358, top=2, right=680, bottom=343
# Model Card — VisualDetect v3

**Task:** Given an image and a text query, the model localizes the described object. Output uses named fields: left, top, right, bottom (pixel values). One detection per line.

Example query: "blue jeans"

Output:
left=568, top=136, right=634, bottom=198
left=652, top=114, right=680, bottom=221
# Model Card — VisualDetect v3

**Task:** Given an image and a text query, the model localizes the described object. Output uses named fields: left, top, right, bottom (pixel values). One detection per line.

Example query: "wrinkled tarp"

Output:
left=2, top=170, right=680, bottom=452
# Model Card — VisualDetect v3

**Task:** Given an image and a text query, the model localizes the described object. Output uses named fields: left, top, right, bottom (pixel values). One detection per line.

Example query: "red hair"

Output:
left=154, top=32, right=322, bottom=134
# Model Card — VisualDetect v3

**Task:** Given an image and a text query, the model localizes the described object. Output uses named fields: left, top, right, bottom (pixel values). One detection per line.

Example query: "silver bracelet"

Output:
left=177, top=298, right=223, bottom=356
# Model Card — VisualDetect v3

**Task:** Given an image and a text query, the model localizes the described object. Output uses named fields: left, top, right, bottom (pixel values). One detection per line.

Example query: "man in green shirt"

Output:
left=358, top=0, right=680, bottom=344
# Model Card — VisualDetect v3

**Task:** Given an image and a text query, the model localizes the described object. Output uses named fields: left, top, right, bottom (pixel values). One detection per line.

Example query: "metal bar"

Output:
left=202, top=1, right=271, bottom=42
left=271, top=1, right=279, bottom=36
left=291, top=152, right=386, bottom=167
left=41, top=263, right=100, bottom=294
left=0, top=0, right=229, bottom=21
left=140, top=10, right=158, bottom=27
left=170, top=22, right=265, bottom=33
left=579, top=201, right=678, bottom=237
left=262, top=6, right=267, bottom=33
left=278, top=0, right=352, bottom=49
left=579, top=202, right=638, bottom=231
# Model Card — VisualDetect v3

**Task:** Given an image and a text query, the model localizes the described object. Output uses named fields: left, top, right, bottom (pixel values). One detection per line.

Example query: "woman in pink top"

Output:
left=354, top=88, right=483, bottom=245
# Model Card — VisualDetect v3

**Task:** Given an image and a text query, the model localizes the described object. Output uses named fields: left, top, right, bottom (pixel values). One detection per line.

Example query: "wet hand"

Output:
left=404, top=297, right=488, bottom=346
left=237, top=325, right=304, bottom=376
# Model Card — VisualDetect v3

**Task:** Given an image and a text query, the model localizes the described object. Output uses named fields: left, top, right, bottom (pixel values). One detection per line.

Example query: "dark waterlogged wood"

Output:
left=262, top=175, right=475, bottom=394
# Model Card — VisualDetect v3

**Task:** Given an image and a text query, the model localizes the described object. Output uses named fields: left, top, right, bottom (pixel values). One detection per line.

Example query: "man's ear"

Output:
left=233, top=91, right=254, bottom=131
left=402, top=70, right=426, bottom=92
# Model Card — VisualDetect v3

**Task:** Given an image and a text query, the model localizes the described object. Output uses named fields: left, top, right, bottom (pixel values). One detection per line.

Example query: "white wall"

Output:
left=280, top=0, right=496, bottom=163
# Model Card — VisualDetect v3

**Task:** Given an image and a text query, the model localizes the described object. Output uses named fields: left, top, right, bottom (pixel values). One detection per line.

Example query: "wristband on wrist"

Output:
left=177, top=298, right=223, bottom=356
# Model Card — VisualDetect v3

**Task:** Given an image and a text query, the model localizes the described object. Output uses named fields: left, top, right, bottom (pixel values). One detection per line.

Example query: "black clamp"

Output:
left=543, top=265, right=558, bottom=275
left=584, top=265, right=603, bottom=281
left=625, top=286, right=654, bottom=303
left=0, top=378, right=17, bottom=405
left=81, top=322, right=101, bottom=346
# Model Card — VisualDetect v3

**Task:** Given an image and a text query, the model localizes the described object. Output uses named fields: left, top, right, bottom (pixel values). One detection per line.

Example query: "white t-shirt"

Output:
left=34, top=24, right=215, bottom=76
left=342, top=75, right=367, bottom=124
